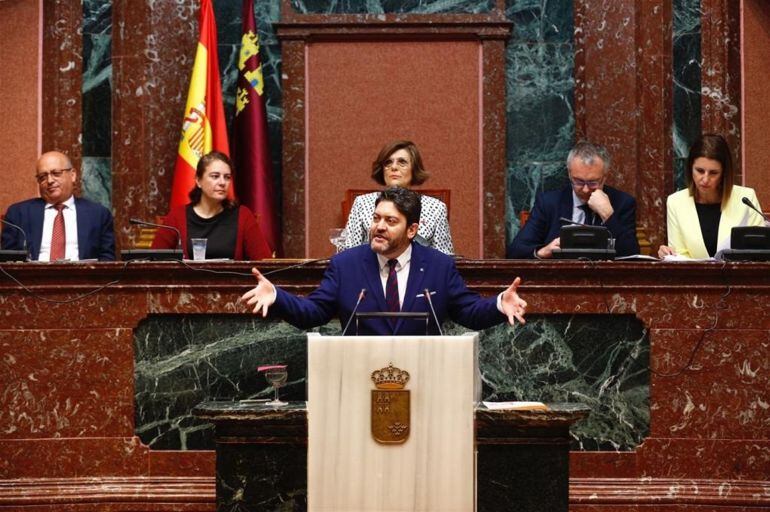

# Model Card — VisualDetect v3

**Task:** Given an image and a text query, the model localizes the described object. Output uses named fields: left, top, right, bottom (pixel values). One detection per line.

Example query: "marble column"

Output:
left=42, top=1, right=83, bottom=178
left=573, top=0, right=673, bottom=248
left=111, top=0, right=198, bottom=249
left=700, top=0, right=741, bottom=179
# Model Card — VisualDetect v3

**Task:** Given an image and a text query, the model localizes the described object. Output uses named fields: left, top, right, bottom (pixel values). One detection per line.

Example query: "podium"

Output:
left=307, top=333, right=480, bottom=511
left=193, top=332, right=589, bottom=512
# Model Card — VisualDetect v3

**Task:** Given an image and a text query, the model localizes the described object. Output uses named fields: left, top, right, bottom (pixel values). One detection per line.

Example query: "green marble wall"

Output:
left=134, top=314, right=649, bottom=452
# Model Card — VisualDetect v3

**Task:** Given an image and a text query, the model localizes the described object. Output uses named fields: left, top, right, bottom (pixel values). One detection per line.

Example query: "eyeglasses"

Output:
left=384, top=158, right=411, bottom=170
left=570, top=178, right=602, bottom=190
left=36, top=168, right=73, bottom=184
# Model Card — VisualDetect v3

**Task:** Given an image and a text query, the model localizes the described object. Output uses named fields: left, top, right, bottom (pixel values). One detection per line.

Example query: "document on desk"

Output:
left=661, top=255, right=715, bottom=262
left=482, top=401, right=549, bottom=411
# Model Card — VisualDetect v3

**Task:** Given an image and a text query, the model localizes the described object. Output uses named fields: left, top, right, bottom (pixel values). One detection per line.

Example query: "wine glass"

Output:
left=329, top=228, right=348, bottom=253
left=259, top=365, right=288, bottom=406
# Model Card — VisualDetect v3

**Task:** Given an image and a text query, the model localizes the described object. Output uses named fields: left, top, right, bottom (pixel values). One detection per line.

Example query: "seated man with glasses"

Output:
left=1, top=151, right=115, bottom=261
left=506, top=141, right=639, bottom=259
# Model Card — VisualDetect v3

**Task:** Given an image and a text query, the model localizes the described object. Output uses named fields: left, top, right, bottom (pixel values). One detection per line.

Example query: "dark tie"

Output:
left=50, top=203, right=66, bottom=261
left=385, top=259, right=400, bottom=314
left=579, top=204, right=595, bottom=225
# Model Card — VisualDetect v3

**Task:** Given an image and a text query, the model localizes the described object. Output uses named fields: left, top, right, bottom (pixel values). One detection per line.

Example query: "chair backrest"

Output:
left=341, top=189, right=451, bottom=222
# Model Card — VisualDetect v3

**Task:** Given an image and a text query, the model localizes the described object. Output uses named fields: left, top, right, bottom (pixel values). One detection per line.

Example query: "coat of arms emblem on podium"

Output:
left=371, top=363, right=410, bottom=444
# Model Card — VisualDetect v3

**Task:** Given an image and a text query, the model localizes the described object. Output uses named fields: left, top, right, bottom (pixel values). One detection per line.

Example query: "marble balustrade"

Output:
left=0, top=259, right=768, bottom=510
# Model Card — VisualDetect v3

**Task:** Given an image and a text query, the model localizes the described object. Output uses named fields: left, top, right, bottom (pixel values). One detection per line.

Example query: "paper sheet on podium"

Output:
left=307, top=333, right=480, bottom=512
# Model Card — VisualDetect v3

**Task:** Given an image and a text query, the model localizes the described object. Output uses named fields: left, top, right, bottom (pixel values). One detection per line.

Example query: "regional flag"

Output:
left=230, top=0, right=281, bottom=255
left=169, top=0, right=229, bottom=208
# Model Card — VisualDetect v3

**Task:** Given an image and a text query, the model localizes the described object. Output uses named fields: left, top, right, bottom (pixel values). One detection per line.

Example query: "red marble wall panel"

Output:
left=650, top=329, right=769, bottom=440
left=112, top=0, right=198, bottom=250
left=0, top=1, right=40, bottom=211
left=701, top=0, right=742, bottom=179
left=0, top=437, right=148, bottom=479
left=637, top=438, right=769, bottom=480
left=574, top=0, right=673, bottom=248
left=42, top=0, right=82, bottom=179
left=0, top=261, right=768, bottom=509
left=481, top=39, right=508, bottom=258
left=741, top=0, right=770, bottom=208
left=305, top=40, right=481, bottom=258
left=149, top=451, right=215, bottom=477
left=276, top=15, right=511, bottom=259
left=280, top=39, right=309, bottom=258
left=0, top=329, right=135, bottom=440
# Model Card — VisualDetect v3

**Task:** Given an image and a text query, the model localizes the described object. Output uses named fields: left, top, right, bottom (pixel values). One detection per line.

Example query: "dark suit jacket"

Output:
left=507, top=185, right=639, bottom=259
left=1, top=197, right=115, bottom=261
left=272, top=242, right=505, bottom=335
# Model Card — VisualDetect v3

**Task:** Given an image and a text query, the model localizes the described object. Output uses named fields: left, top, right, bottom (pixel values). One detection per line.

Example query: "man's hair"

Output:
left=685, top=133, right=734, bottom=209
left=371, top=140, right=430, bottom=186
left=375, top=186, right=422, bottom=226
left=188, top=151, right=237, bottom=209
left=566, top=141, right=611, bottom=173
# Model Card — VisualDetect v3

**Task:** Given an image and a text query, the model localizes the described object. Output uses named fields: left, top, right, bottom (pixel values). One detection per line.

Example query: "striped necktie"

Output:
left=50, top=203, right=66, bottom=261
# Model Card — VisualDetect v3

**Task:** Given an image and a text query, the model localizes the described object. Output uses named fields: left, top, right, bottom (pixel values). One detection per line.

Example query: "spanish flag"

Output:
left=169, top=0, right=229, bottom=208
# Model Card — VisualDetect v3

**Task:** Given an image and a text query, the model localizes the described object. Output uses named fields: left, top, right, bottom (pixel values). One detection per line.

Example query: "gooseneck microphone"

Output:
left=341, top=288, right=367, bottom=335
left=0, top=217, right=30, bottom=260
left=422, top=288, right=443, bottom=336
left=741, top=197, right=769, bottom=223
left=129, top=218, right=182, bottom=251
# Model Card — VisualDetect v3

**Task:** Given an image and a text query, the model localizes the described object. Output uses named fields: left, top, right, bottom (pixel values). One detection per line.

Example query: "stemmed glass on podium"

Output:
left=258, top=365, right=288, bottom=406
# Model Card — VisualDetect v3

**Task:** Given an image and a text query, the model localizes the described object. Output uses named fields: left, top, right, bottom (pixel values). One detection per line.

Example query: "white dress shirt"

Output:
left=38, top=196, right=79, bottom=261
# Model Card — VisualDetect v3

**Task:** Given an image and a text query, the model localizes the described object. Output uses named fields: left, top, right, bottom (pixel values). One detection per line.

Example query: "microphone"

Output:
left=129, top=218, right=182, bottom=251
left=341, top=288, right=367, bottom=336
left=0, top=217, right=29, bottom=261
left=742, top=197, right=769, bottom=223
left=421, top=288, right=443, bottom=336
left=559, top=216, right=585, bottom=226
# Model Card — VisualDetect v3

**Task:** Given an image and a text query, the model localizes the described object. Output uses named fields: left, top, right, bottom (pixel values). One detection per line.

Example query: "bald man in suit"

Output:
left=2, top=151, right=115, bottom=261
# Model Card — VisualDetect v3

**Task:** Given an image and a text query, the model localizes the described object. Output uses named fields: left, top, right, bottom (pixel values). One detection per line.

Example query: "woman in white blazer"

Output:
left=659, top=134, right=766, bottom=259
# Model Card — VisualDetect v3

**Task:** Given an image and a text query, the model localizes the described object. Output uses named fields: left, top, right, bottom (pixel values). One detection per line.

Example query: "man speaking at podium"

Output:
left=241, top=187, right=527, bottom=335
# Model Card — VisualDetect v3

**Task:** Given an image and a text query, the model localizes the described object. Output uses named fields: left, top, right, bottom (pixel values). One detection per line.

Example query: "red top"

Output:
left=151, top=204, right=272, bottom=260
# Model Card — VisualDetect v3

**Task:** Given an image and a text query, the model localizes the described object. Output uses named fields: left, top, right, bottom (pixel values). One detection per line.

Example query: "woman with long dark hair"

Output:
left=152, top=151, right=272, bottom=260
left=659, top=134, right=765, bottom=258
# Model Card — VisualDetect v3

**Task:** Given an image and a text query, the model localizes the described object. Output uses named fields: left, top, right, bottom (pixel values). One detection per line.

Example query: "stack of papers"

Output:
left=482, top=401, right=549, bottom=411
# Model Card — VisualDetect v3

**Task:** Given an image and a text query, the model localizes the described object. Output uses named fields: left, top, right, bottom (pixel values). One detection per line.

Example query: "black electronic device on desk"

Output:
left=121, top=249, right=183, bottom=261
left=552, top=224, right=616, bottom=261
left=720, top=226, right=770, bottom=261
left=0, top=250, right=27, bottom=262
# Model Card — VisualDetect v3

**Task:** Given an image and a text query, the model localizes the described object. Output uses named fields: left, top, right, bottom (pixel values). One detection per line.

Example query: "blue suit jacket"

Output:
left=507, top=185, right=639, bottom=259
left=1, top=197, right=115, bottom=261
left=272, top=242, right=505, bottom=335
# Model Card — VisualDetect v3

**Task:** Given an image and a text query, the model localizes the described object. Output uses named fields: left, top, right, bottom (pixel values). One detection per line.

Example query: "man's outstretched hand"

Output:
left=240, top=268, right=276, bottom=317
left=501, top=276, right=527, bottom=325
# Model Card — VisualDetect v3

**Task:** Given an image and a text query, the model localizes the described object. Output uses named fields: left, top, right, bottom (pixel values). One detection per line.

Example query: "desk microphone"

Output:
left=0, top=217, right=30, bottom=260
left=741, top=197, right=769, bottom=223
left=341, top=288, right=367, bottom=335
left=129, top=218, right=182, bottom=251
left=421, top=288, right=443, bottom=336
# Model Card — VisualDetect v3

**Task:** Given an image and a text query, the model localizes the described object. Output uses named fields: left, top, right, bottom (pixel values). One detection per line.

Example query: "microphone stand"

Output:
left=0, top=217, right=30, bottom=262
